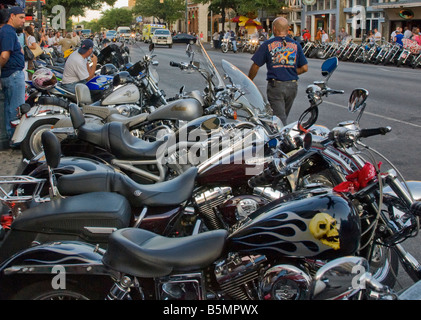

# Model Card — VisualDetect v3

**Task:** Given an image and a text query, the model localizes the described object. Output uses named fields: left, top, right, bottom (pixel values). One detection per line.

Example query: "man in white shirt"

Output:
left=61, top=39, right=97, bottom=93
left=373, top=28, right=381, bottom=43
left=321, top=30, right=329, bottom=43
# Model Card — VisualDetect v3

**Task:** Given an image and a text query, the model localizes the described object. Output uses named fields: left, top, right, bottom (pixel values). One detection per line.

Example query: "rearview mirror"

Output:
left=321, top=57, right=338, bottom=78
left=348, top=88, right=369, bottom=113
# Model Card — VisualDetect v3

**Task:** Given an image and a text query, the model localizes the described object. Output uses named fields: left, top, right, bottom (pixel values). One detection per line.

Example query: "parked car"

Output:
left=172, top=33, right=197, bottom=44
left=151, top=29, right=173, bottom=48
left=105, top=30, right=117, bottom=40
left=80, top=29, right=92, bottom=38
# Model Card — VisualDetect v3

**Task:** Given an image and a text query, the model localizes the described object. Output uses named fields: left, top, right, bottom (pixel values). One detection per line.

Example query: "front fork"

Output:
left=382, top=172, right=421, bottom=282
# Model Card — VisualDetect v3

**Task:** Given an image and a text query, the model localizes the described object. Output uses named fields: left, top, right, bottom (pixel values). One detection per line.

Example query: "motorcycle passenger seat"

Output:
left=70, top=103, right=111, bottom=149
left=107, top=122, right=169, bottom=160
left=49, top=65, right=64, bottom=74
left=37, top=96, right=70, bottom=110
left=75, top=83, right=93, bottom=105
left=103, top=228, right=228, bottom=277
left=57, top=167, right=198, bottom=207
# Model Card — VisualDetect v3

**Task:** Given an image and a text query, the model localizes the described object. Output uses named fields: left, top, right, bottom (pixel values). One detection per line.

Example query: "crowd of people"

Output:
left=0, top=6, right=90, bottom=147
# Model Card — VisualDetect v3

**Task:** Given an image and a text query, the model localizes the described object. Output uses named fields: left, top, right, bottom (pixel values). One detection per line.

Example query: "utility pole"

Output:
left=185, top=0, right=188, bottom=33
left=36, top=0, right=42, bottom=29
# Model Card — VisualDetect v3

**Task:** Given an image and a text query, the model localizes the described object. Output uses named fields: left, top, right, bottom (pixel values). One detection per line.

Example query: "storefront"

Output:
left=371, top=1, right=421, bottom=39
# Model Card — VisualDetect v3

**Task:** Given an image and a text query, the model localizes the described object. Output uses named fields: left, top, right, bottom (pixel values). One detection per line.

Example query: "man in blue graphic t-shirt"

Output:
left=248, top=17, right=308, bottom=126
left=0, top=6, right=26, bottom=140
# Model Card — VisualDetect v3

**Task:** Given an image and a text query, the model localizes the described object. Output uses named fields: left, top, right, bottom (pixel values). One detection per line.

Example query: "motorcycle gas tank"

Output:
left=86, top=75, right=113, bottom=91
left=228, top=189, right=361, bottom=260
left=196, top=123, right=269, bottom=188
left=148, top=98, right=203, bottom=121
left=196, top=144, right=267, bottom=188
left=102, top=83, right=140, bottom=105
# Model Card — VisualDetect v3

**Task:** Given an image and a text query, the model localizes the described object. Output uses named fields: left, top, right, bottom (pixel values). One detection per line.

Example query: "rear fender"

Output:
left=11, top=114, right=66, bottom=144
left=0, top=241, right=115, bottom=277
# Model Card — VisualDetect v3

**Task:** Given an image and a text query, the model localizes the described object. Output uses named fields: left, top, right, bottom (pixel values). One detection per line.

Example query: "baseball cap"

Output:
left=78, top=39, right=94, bottom=54
left=9, top=6, right=25, bottom=15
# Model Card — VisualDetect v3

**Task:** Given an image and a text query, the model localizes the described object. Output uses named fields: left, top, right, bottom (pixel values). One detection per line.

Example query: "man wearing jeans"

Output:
left=0, top=6, right=26, bottom=141
left=248, top=17, right=308, bottom=126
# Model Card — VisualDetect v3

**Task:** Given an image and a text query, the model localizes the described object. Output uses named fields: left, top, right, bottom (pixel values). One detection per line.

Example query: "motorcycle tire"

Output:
left=369, top=244, right=399, bottom=288
left=316, top=49, right=326, bottom=59
left=10, top=276, right=113, bottom=300
left=221, top=44, right=228, bottom=53
left=21, top=118, right=59, bottom=161
left=396, top=58, right=404, bottom=68
left=308, top=48, right=318, bottom=59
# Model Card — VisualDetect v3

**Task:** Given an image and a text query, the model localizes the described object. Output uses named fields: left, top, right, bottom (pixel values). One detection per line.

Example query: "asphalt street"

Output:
left=0, top=40, right=420, bottom=292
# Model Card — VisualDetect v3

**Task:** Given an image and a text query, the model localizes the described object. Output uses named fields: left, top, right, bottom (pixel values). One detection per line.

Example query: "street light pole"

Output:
left=37, top=0, right=42, bottom=29
left=185, top=0, right=188, bottom=33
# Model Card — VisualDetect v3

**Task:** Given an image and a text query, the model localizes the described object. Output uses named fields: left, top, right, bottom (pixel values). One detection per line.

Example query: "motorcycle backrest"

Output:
left=69, top=103, right=86, bottom=129
left=75, top=83, right=93, bottom=105
left=41, top=130, right=61, bottom=169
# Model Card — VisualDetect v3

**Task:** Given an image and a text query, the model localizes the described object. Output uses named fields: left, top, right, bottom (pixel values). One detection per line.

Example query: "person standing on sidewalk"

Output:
left=0, top=6, right=26, bottom=141
left=248, top=17, right=308, bottom=126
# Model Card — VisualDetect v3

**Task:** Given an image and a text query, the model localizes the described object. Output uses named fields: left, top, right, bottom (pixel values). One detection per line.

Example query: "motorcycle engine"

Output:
left=215, top=253, right=313, bottom=300
left=156, top=272, right=205, bottom=300
left=115, top=104, right=142, bottom=117
left=194, top=187, right=281, bottom=231
left=215, top=254, right=267, bottom=300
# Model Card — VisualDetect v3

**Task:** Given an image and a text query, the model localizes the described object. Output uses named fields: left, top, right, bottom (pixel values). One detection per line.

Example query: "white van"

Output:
left=151, top=29, right=173, bottom=48
left=116, top=26, right=132, bottom=40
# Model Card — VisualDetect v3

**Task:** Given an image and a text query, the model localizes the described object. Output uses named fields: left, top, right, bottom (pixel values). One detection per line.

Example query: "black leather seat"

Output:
left=37, top=96, right=70, bottom=110
left=102, top=228, right=228, bottom=277
left=108, top=122, right=167, bottom=159
left=57, top=167, right=198, bottom=207
left=69, top=103, right=168, bottom=160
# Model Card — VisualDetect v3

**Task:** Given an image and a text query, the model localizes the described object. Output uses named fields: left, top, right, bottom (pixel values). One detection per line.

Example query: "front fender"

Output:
left=0, top=241, right=114, bottom=277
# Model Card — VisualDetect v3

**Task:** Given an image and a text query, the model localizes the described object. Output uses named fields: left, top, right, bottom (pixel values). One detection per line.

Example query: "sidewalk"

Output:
left=0, top=148, right=23, bottom=176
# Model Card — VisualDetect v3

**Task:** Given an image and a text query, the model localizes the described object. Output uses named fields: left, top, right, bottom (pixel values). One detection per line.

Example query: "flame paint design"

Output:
left=232, top=211, right=336, bottom=257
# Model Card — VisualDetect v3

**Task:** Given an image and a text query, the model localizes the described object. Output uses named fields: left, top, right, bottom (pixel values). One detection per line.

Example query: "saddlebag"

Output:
left=0, top=192, right=131, bottom=264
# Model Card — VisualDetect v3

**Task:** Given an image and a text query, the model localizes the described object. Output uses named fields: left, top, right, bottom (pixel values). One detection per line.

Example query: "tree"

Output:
left=98, top=7, right=134, bottom=30
left=192, top=0, right=283, bottom=31
left=132, top=0, right=186, bottom=25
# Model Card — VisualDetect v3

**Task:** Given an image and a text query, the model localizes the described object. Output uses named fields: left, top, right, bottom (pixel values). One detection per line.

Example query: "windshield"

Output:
left=155, top=29, right=170, bottom=35
left=221, top=59, right=269, bottom=116
left=106, top=31, right=116, bottom=35
left=189, top=41, right=225, bottom=90
left=119, top=29, right=131, bottom=34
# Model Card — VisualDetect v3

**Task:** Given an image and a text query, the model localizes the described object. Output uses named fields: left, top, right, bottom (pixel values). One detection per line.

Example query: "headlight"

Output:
left=131, top=33, right=135, bottom=37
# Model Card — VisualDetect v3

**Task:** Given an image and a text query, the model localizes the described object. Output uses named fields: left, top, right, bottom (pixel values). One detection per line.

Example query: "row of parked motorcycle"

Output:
left=220, top=37, right=262, bottom=54
left=304, top=36, right=421, bottom=68
left=0, top=40, right=420, bottom=300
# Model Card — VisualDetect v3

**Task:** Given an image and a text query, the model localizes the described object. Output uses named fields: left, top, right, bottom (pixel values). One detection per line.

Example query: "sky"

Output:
left=83, top=0, right=128, bottom=21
